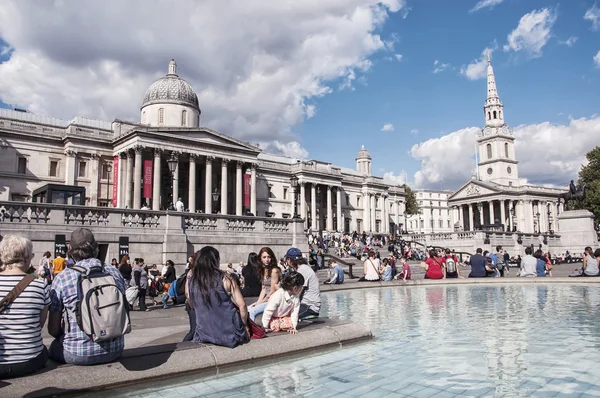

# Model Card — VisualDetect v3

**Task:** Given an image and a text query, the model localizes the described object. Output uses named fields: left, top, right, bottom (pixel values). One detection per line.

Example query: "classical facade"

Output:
left=406, top=189, right=454, bottom=234
left=0, top=60, right=406, bottom=235
left=448, top=57, right=565, bottom=234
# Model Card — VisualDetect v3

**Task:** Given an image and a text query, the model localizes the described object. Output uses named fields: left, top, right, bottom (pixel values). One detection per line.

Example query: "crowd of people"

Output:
left=0, top=229, right=322, bottom=379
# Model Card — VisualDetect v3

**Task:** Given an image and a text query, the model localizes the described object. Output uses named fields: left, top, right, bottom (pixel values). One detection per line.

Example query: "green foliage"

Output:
left=402, top=184, right=420, bottom=215
left=577, top=146, right=600, bottom=225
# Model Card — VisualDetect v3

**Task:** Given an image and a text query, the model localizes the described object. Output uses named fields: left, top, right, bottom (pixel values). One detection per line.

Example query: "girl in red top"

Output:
left=425, top=249, right=445, bottom=279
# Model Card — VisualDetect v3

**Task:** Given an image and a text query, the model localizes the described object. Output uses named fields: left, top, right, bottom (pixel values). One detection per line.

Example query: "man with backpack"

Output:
left=442, top=248, right=463, bottom=278
left=48, top=228, right=129, bottom=365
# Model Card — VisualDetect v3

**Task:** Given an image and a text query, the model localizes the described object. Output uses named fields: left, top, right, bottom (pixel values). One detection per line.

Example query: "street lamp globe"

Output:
left=167, top=154, right=178, bottom=175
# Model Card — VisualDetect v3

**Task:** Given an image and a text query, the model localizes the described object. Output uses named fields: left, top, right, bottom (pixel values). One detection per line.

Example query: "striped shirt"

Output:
left=0, top=275, right=50, bottom=364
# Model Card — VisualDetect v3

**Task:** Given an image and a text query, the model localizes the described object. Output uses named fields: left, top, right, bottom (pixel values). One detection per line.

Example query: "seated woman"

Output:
left=379, top=258, right=393, bottom=281
left=359, top=250, right=381, bottom=282
left=187, top=246, right=249, bottom=348
left=248, top=247, right=280, bottom=321
left=324, top=259, right=344, bottom=285
left=424, top=249, right=445, bottom=279
left=262, top=271, right=305, bottom=334
left=395, top=257, right=411, bottom=281
left=241, top=253, right=262, bottom=298
left=0, top=235, right=50, bottom=378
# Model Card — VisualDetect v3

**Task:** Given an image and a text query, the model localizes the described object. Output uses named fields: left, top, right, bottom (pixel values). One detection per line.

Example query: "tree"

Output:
left=577, top=146, right=600, bottom=226
left=402, top=183, right=420, bottom=215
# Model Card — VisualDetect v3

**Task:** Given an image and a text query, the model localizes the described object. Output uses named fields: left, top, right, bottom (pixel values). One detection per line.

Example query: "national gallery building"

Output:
left=0, top=60, right=406, bottom=235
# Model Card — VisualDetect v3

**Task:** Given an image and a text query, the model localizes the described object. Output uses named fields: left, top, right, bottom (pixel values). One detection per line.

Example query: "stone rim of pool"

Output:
left=3, top=277, right=598, bottom=398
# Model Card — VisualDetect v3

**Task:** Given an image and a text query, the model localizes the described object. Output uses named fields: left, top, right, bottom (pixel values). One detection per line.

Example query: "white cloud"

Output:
left=394, top=53, right=403, bottom=61
left=268, top=141, right=309, bottom=159
left=594, top=50, right=600, bottom=68
left=469, top=0, right=504, bottom=13
left=584, top=4, right=600, bottom=31
left=410, top=128, right=419, bottom=135
left=411, top=116, right=600, bottom=189
left=383, top=171, right=407, bottom=185
left=460, top=47, right=494, bottom=80
left=433, top=60, right=449, bottom=74
left=503, top=8, right=557, bottom=58
left=558, top=36, right=578, bottom=47
left=381, top=123, right=394, bottom=131
left=0, top=0, right=405, bottom=148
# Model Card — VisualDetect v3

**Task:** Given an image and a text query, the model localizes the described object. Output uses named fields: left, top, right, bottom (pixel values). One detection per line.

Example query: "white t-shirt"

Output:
left=364, top=258, right=381, bottom=281
left=0, top=275, right=50, bottom=364
left=175, top=200, right=184, bottom=212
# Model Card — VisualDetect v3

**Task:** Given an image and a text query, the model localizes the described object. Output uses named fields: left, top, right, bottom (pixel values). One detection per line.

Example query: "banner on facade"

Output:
left=243, top=173, right=250, bottom=208
left=112, top=156, right=119, bottom=207
left=143, top=159, right=153, bottom=199
left=54, top=234, right=67, bottom=258
left=118, top=237, right=129, bottom=259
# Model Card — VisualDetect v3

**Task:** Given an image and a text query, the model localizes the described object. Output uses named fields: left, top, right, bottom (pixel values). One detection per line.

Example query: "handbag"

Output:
left=0, top=274, right=35, bottom=314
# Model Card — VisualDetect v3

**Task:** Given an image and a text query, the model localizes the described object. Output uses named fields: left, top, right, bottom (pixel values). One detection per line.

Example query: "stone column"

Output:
left=172, top=153, right=179, bottom=206
left=188, top=154, right=197, bottom=213
left=381, top=196, right=387, bottom=233
left=125, top=151, right=133, bottom=209
left=221, top=159, right=228, bottom=215
left=205, top=156, right=213, bottom=214
left=477, top=202, right=483, bottom=228
left=326, top=185, right=333, bottom=231
left=468, top=203, right=474, bottom=231
left=290, top=184, right=296, bottom=218
left=311, top=184, right=317, bottom=230
left=552, top=201, right=559, bottom=232
left=64, top=149, right=77, bottom=186
left=508, top=201, right=514, bottom=232
left=516, top=200, right=525, bottom=232
left=89, top=154, right=100, bottom=206
left=236, top=161, right=243, bottom=216
left=250, top=164, right=257, bottom=215
left=152, top=149, right=162, bottom=211
left=117, top=153, right=125, bottom=208
left=363, top=191, right=370, bottom=233
left=395, top=201, right=400, bottom=232
left=500, top=200, right=506, bottom=230
left=371, top=194, right=376, bottom=232
left=300, top=182, right=306, bottom=226
left=133, top=146, right=143, bottom=209
left=336, top=187, right=342, bottom=232
left=487, top=201, right=494, bottom=225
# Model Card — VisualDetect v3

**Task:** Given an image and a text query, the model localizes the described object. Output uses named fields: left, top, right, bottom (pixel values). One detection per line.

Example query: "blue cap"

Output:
left=285, top=247, right=303, bottom=259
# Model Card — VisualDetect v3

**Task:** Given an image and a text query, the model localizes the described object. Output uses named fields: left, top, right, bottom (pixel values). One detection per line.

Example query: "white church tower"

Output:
left=477, top=55, right=519, bottom=187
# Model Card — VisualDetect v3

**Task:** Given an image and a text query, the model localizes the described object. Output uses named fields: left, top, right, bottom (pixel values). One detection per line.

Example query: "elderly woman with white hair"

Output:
left=0, top=235, right=50, bottom=378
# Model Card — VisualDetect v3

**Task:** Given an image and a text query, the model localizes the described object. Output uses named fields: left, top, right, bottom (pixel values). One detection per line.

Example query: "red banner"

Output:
left=112, top=156, right=119, bottom=207
left=243, top=173, right=250, bottom=208
left=143, top=159, right=153, bottom=199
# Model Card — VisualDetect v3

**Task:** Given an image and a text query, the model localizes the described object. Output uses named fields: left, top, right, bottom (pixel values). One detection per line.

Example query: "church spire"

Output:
left=483, top=55, right=504, bottom=127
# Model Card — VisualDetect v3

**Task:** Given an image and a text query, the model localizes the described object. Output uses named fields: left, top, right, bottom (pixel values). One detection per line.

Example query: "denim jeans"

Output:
left=0, top=346, right=48, bottom=378
left=248, top=302, right=268, bottom=321
left=49, top=338, right=121, bottom=366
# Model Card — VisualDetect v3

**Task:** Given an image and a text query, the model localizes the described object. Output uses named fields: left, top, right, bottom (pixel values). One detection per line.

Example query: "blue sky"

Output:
left=0, top=0, right=599, bottom=189
left=298, top=0, right=600, bottom=182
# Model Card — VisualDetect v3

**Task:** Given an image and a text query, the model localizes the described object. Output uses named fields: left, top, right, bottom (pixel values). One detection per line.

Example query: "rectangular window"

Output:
left=78, top=161, right=87, bottom=178
left=439, top=219, right=443, bottom=228
left=420, top=220, right=424, bottom=228
left=283, top=187, right=288, bottom=200
left=101, top=164, right=110, bottom=180
left=430, top=219, right=434, bottom=228
left=447, top=220, right=451, bottom=228
left=49, top=161, right=58, bottom=177
left=438, top=209, right=442, bottom=216
left=17, top=157, right=26, bottom=174
left=346, top=195, right=350, bottom=206
left=357, top=197, right=361, bottom=207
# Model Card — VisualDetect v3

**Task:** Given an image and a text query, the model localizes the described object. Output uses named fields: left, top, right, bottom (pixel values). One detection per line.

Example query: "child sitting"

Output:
left=262, top=271, right=305, bottom=334
left=395, top=257, right=411, bottom=281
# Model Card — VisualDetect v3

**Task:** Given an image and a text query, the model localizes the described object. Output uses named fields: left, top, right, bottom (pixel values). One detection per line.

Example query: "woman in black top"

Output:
left=118, top=255, right=132, bottom=287
left=241, top=252, right=262, bottom=298
left=162, top=260, right=177, bottom=284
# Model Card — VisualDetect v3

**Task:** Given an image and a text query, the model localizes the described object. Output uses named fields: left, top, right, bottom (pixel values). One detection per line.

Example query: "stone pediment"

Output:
left=449, top=180, right=501, bottom=201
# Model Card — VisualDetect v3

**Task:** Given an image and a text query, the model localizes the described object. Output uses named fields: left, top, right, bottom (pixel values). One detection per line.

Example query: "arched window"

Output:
left=504, top=143, right=509, bottom=158
left=493, top=110, right=497, bottom=119
left=158, top=108, right=164, bottom=124
left=499, top=110, right=502, bottom=119
left=181, top=110, right=187, bottom=127
left=487, top=112, right=491, bottom=120
left=486, top=143, right=492, bottom=159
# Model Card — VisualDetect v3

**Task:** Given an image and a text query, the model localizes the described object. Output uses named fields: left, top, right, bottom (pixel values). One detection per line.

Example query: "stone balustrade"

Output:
left=0, top=201, right=306, bottom=268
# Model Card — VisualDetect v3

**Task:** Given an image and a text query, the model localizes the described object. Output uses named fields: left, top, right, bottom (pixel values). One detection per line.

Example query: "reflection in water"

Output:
left=122, top=284, right=600, bottom=397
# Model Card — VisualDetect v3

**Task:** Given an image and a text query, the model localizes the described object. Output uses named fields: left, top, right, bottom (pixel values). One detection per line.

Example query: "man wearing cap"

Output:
left=47, top=228, right=126, bottom=365
left=285, top=247, right=321, bottom=319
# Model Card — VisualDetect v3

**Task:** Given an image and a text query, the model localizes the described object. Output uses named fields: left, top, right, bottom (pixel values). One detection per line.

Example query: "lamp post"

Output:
left=431, top=207, right=434, bottom=234
left=105, top=164, right=112, bottom=206
left=290, top=176, right=299, bottom=218
left=536, top=212, right=541, bottom=234
left=547, top=203, right=551, bottom=233
left=212, top=188, right=220, bottom=214
left=167, top=154, right=178, bottom=210
left=404, top=211, right=407, bottom=235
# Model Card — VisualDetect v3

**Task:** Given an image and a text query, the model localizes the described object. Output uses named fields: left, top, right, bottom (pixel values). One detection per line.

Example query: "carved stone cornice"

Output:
left=89, top=153, right=101, bottom=160
left=65, top=149, right=77, bottom=158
